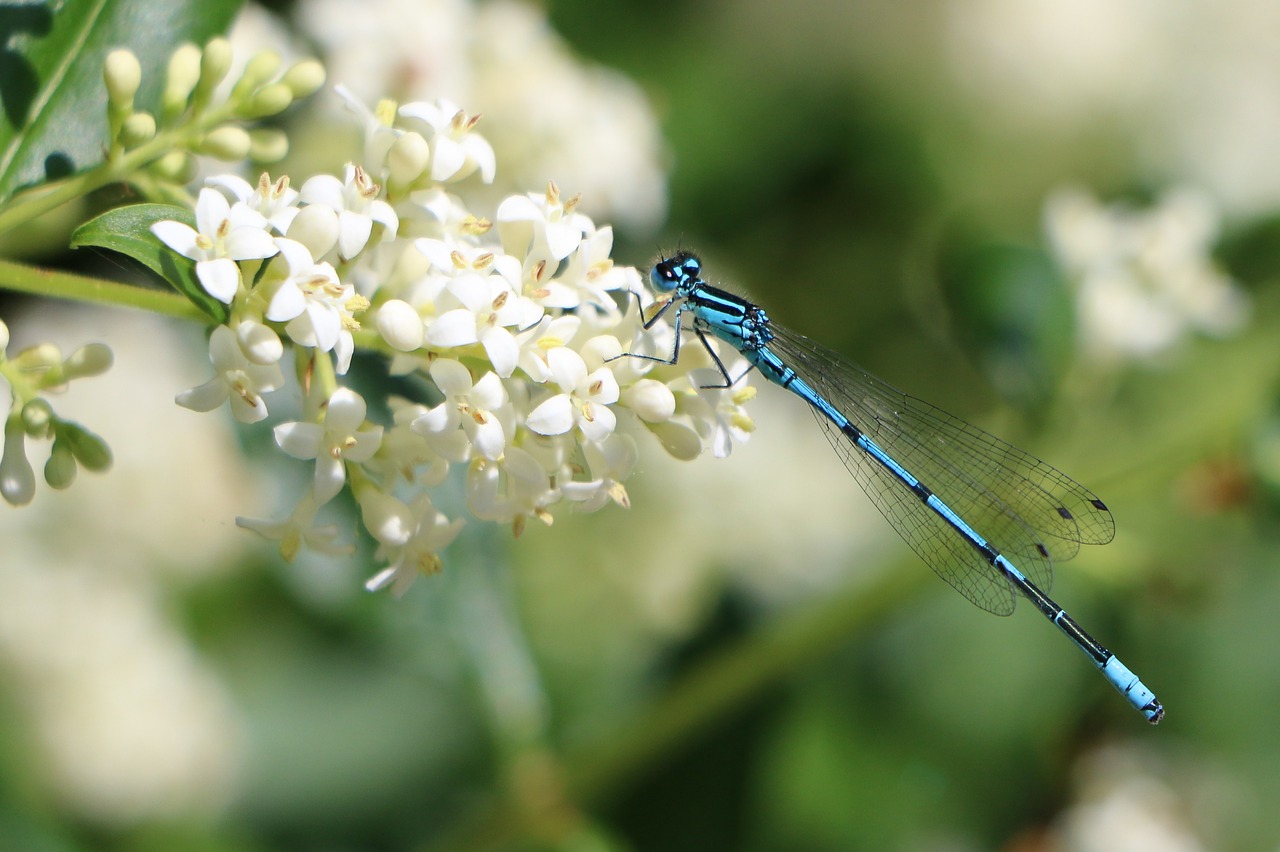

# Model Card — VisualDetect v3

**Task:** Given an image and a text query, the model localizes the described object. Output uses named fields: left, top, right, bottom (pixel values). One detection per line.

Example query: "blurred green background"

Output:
left=4, top=0, right=1280, bottom=850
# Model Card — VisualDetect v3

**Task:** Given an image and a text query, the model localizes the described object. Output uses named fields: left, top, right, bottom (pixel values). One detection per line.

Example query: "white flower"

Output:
left=363, top=396, right=451, bottom=487
left=560, top=433, right=637, bottom=512
left=273, top=388, right=383, bottom=503
left=176, top=324, right=283, bottom=423
left=467, top=447, right=557, bottom=530
left=299, top=163, right=399, bottom=259
left=236, top=491, right=353, bottom=562
left=496, top=181, right=592, bottom=264
left=151, top=188, right=279, bottom=304
left=263, top=239, right=365, bottom=374
left=419, top=242, right=544, bottom=377
left=1046, top=187, right=1248, bottom=361
left=683, top=351, right=757, bottom=459
left=364, top=496, right=465, bottom=597
left=398, top=98, right=496, bottom=183
left=411, top=359, right=510, bottom=461
left=514, top=314, right=582, bottom=383
left=206, top=172, right=300, bottom=234
left=524, top=347, right=619, bottom=442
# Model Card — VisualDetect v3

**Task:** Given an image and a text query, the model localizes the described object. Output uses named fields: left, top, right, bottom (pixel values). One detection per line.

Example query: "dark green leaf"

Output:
left=0, top=0, right=244, bottom=202
left=71, top=202, right=228, bottom=321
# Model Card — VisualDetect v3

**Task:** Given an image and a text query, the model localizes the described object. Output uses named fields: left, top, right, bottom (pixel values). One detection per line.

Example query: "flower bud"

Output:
left=119, top=111, right=156, bottom=147
left=198, top=125, right=252, bottom=160
left=240, top=82, right=293, bottom=118
left=198, top=37, right=233, bottom=94
left=621, top=379, right=676, bottom=422
left=63, top=342, right=114, bottom=379
left=20, top=398, right=54, bottom=438
left=248, top=127, right=289, bottom=163
left=150, top=150, right=196, bottom=183
left=0, top=318, right=9, bottom=355
left=281, top=59, right=326, bottom=99
left=103, top=49, right=141, bottom=107
left=63, top=423, right=112, bottom=472
left=44, top=436, right=77, bottom=489
left=234, top=51, right=282, bottom=97
left=164, top=42, right=202, bottom=115
left=1, top=415, right=35, bottom=506
left=286, top=204, right=339, bottom=259
left=236, top=320, right=283, bottom=365
left=357, top=488, right=413, bottom=546
left=388, top=132, right=430, bottom=185
left=375, top=300, right=424, bottom=352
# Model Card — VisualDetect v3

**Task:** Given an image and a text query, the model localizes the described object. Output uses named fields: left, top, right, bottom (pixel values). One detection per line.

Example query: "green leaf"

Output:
left=71, top=202, right=228, bottom=322
left=0, top=0, right=244, bottom=203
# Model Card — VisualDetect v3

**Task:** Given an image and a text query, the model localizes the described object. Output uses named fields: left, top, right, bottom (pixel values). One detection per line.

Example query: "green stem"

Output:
left=0, top=258, right=206, bottom=322
left=436, top=563, right=926, bottom=850
left=0, top=103, right=237, bottom=235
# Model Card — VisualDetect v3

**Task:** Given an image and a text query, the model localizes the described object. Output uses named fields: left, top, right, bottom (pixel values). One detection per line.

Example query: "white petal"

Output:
left=471, top=371, right=507, bottom=410
left=325, top=387, right=367, bottom=432
left=496, top=193, right=539, bottom=223
left=525, top=394, right=573, bottom=435
left=265, top=280, right=305, bottom=323
left=224, top=226, right=279, bottom=261
left=425, top=309, right=479, bottom=347
left=463, top=135, right=496, bottom=183
left=344, top=426, right=383, bottom=463
left=306, top=302, right=341, bottom=351
left=584, top=367, right=619, bottom=404
left=479, top=326, right=518, bottom=378
left=206, top=174, right=253, bottom=202
left=175, top=378, right=228, bottom=412
left=412, top=402, right=455, bottom=435
left=228, top=388, right=270, bottom=423
left=150, top=220, right=200, bottom=258
left=470, top=415, right=505, bottom=461
left=299, top=173, right=345, bottom=210
left=431, top=136, right=465, bottom=181
left=577, top=403, right=616, bottom=442
left=196, top=258, right=241, bottom=303
left=274, top=421, right=324, bottom=459
left=545, top=347, right=587, bottom=392
left=429, top=358, right=473, bottom=396
left=194, top=187, right=230, bottom=234
left=337, top=209, right=372, bottom=259
left=312, top=453, right=346, bottom=504
left=544, top=219, right=582, bottom=260
left=334, top=331, right=354, bottom=375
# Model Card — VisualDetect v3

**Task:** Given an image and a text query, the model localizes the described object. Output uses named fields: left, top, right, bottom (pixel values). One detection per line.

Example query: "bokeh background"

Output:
left=3, top=0, right=1280, bottom=849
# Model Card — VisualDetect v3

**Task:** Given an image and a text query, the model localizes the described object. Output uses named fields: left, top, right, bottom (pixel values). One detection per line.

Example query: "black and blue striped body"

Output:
left=639, top=251, right=1163, bottom=724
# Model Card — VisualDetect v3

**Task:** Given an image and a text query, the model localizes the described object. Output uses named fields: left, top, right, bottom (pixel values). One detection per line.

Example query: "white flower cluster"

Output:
left=1045, top=187, right=1249, bottom=362
left=153, top=89, right=756, bottom=595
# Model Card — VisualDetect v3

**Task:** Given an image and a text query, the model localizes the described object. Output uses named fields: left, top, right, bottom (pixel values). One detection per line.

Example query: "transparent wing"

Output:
left=766, top=323, right=1114, bottom=615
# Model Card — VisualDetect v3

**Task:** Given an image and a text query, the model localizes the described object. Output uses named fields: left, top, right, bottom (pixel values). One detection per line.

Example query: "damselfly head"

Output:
left=650, top=250, right=702, bottom=294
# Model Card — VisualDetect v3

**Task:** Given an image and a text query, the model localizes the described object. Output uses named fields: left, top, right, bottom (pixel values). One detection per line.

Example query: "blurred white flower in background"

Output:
left=1045, top=187, right=1248, bottom=363
left=1049, top=745, right=1208, bottom=852
left=947, top=0, right=1280, bottom=217
left=0, top=310, right=258, bottom=823
left=291, top=0, right=668, bottom=231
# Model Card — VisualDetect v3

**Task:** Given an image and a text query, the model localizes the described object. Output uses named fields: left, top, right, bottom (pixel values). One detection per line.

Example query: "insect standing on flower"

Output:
left=614, top=250, right=1164, bottom=724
